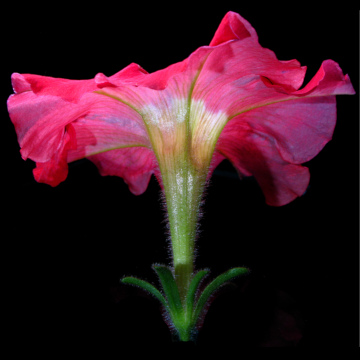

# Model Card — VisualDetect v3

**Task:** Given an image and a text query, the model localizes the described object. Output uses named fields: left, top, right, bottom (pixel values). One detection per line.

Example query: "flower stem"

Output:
left=162, top=162, right=206, bottom=304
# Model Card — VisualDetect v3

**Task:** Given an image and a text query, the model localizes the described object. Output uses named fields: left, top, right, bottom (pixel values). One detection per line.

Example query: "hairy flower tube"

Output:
left=7, top=11, right=355, bottom=341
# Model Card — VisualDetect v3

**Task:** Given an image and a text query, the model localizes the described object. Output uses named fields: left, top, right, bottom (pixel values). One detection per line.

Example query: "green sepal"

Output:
left=121, top=266, right=249, bottom=342
left=185, top=269, right=209, bottom=317
left=153, top=265, right=183, bottom=317
left=121, top=276, right=168, bottom=309
left=192, top=267, right=249, bottom=327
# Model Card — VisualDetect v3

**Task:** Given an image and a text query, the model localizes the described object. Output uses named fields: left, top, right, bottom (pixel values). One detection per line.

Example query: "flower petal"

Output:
left=7, top=10, right=355, bottom=204
left=192, top=39, right=307, bottom=114
left=215, top=60, right=354, bottom=206
left=224, top=59, right=354, bottom=163
left=67, top=93, right=151, bottom=162
left=11, top=73, right=96, bottom=101
left=95, top=63, right=149, bottom=88
left=11, top=72, right=32, bottom=93
left=88, top=147, right=157, bottom=195
left=8, top=90, right=81, bottom=163
left=225, top=96, right=337, bottom=167
left=216, top=125, right=310, bottom=206
left=292, top=59, right=355, bottom=96
left=32, top=124, right=76, bottom=187
left=209, top=11, right=257, bottom=46
left=7, top=71, right=153, bottom=188
left=191, top=25, right=354, bottom=206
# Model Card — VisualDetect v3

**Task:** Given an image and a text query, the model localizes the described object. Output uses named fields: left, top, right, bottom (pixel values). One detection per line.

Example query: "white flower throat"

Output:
left=142, top=97, right=228, bottom=171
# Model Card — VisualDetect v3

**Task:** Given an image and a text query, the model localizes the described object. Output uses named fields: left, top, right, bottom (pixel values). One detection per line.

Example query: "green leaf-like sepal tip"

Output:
left=152, top=265, right=183, bottom=320
left=192, top=267, right=249, bottom=328
left=121, top=266, right=249, bottom=342
left=121, top=276, right=168, bottom=310
left=186, top=269, right=209, bottom=317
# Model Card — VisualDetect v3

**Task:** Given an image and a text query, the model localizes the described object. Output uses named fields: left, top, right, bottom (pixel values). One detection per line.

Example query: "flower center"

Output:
left=189, top=99, right=228, bottom=170
left=142, top=97, right=228, bottom=173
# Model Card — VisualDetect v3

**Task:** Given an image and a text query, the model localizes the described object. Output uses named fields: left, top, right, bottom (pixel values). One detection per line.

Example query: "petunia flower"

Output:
left=7, top=11, right=355, bottom=341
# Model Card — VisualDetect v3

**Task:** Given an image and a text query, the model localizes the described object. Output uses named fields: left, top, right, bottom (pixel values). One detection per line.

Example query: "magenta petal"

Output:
left=228, top=96, right=337, bottom=166
left=8, top=90, right=79, bottom=163
left=12, top=73, right=96, bottom=102
left=66, top=93, right=151, bottom=162
left=193, top=35, right=308, bottom=115
left=32, top=125, right=76, bottom=187
left=7, top=11, right=355, bottom=204
left=217, top=125, right=310, bottom=206
left=98, top=63, right=149, bottom=87
left=209, top=11, right=257, bottom=46
left=8, top=72, right=98, bottom=163
left=7, top=72, right=153, bottom=188
left=197, top=33, right=354, bottom=206
left=88, top=147, right=157, bottom=195
left=215, top=63, right=354, bottom=205
left=294, top=59, right=355, bottom=96
left=11, top=73, right=32, bottom=93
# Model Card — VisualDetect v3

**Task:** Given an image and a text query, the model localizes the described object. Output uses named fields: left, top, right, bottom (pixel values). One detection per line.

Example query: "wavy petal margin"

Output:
left=7, top=12, right=354, bottom=203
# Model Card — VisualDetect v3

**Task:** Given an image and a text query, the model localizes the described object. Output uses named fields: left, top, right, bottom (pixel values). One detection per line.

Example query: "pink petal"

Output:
left=209, top=11, right=257, bottom=46
left=11, top=72, right=32, bottom=93
left=293, top=59, right=355, bottom=96
left=88, top=147, right=157, bottom=195
left=188, top=20, right=354, bottom=206
left=7, top=72, right=153, bottom=190
left=7, top=11, right=355, bottom=206
left=8, top=90, right=80, bottom=162
left=11, top=73, right=96, bottom=101
left=32, top=125, right=76, bottom=187
left=67, top=93, right=151, bottom=162
left=137, top=61, right=189, bottom=90
left=192, top=40, right=307, bottom=114
left=95, top=63, right=149, bottom=88
left=216, top=125, right=310, bottom=206
left=214, top=59, right=354, bottom=205
left=226, top=96, right=337, bottom=166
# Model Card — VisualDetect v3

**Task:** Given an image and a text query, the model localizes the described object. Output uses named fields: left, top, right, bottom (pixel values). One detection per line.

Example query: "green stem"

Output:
left=162, top=162, right=206, bottom=304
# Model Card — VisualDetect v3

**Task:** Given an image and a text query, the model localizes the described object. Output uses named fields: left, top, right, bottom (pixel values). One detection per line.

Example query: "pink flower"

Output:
left=7, top=11, right=354, bottom=206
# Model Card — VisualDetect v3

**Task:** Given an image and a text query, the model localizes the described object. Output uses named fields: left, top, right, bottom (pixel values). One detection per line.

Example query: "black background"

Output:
left=2, top=1, right=359, bottom=352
